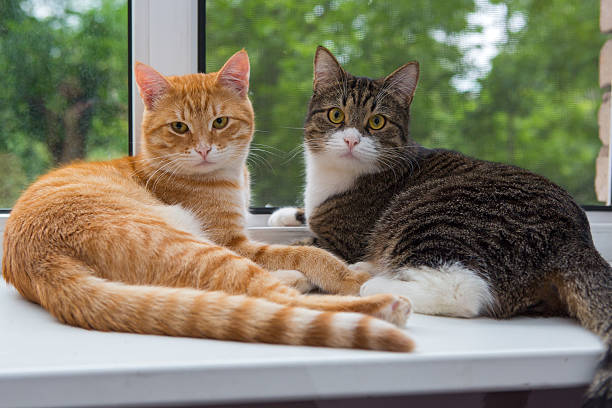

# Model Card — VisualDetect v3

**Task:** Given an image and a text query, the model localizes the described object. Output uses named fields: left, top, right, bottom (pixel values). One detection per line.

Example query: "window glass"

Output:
left=0, top=0, right=128, bottom=208
left=206, top=0, right=605, bottom=206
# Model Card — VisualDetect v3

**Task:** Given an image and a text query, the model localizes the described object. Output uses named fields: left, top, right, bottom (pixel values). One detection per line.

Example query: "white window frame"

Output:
left=131, top=0, right=198, bottom=154
left=0, top=0, right=611, bottom=262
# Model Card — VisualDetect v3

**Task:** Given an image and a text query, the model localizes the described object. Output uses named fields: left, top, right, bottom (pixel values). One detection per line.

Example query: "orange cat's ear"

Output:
left=383, top=62, right=420, bottom=104
left=313, top=46, right=345, bottom=92
left=134, top=62, right=170, bottom=110
left=216, top=50, right=250, bottom=97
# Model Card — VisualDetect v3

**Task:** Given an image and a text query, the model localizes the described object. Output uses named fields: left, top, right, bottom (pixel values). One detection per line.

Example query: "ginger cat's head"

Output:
left=134, top=50, right=253, bottom=177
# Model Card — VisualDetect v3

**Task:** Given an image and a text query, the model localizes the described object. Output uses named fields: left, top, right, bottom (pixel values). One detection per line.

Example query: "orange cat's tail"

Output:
left=28, top=261, right=414, bottom=352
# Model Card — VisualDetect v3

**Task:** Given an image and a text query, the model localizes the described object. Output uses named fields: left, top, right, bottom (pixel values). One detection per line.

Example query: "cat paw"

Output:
left=270, top=269, right=316, bottom=293
left=337, top=269, right=372, bottom=296
left=268, top=207, right=304, bottom=227
left=373, top=294, right=413, bottom=327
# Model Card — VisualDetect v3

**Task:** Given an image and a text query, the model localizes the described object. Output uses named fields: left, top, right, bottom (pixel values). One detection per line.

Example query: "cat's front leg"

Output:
left=228, top=237, right=370, bottom=295
left=269, top=269, right=316, bottom=294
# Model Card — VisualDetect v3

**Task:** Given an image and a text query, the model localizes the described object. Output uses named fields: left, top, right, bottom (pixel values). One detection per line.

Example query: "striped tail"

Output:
left=558, top=250, right=612, bottom=407
left=29, top=263, right=415, bottom=352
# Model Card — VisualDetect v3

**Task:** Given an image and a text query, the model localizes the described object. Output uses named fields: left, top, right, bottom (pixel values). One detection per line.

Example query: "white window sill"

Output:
left=0, top=211, right=609, bottom=407
left=0, top=280, right=604, bottom=408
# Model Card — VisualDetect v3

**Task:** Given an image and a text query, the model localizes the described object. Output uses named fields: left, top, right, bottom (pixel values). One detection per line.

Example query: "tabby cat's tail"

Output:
left=27, top=261, right=414, bottom=352
left=560, top=250, right=612, bottom=407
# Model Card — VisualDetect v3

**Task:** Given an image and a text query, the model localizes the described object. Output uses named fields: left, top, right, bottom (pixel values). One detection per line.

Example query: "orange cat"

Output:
left=2, top=50, right=413, bottom=351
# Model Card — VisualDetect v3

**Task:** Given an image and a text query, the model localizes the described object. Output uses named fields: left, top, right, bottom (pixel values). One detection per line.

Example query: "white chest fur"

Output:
left=153, top=204, right=209, bottom=241
left=304, top=151, right=362, bottom=219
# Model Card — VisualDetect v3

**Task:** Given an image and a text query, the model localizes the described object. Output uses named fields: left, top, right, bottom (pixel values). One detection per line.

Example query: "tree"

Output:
left=0, top=0, right=128, bottom=207
left=457, top=0, right=604, bottom=204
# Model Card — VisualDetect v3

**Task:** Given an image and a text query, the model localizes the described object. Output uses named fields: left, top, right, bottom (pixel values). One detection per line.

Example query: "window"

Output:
left=1, top=0, right=610, bottom=213
left=0, top=0, right=129, bottom=209
left=205, top=0, right=608, bottom=207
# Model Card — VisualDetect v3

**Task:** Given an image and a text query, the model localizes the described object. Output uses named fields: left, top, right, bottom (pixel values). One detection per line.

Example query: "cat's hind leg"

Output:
left=360, top=263, right=495, bottom=318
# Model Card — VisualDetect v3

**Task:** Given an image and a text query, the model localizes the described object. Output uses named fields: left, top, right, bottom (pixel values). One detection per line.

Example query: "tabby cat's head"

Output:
left=135, top=50, right=254, bottom=176
left=304, top=46, right=419, bottom=174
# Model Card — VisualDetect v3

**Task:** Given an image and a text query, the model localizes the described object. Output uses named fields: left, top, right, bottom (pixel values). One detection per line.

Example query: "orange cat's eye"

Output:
left=368, top=114, right=386, bottom=130
left=170, top=121, right=189, bottom=134
left=212, top=116, right=229, bottom=129
left=328, top=107, right=344, bottom=124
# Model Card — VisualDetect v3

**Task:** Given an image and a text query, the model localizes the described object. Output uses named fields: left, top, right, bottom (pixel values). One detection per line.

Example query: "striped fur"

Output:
left=2, top=50, right=414, bottom=352
left=276, top=46, right=611, bottom=404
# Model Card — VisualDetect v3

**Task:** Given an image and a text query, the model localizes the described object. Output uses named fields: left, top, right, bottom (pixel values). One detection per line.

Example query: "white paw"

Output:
left=270, top=269, right=316, bottom=293
left=268, top=207, right=303, bottom=227
left=373, top=295, right=413, bottom=327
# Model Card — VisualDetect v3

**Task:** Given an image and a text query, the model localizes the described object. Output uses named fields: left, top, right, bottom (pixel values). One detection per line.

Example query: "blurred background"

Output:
left=0, top=0, right=605, bottom=208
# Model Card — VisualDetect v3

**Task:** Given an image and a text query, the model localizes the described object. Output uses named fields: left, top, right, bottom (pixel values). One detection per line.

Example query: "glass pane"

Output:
left=206, top=0, right=605, bottom=207
left=0, top=0, right=128, bottom=208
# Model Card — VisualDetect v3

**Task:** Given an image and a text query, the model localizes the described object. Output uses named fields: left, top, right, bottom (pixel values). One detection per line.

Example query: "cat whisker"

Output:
left=247, top=152, right=275, bottom=172
left=278, top=126, right=306, bottom=131
left=250, top=142, right=284, bottom=153
left=151, top=159, right=183, bottom=192
left=145, top=158, right=182, bottom=191
left=248, top=147, right=283, bottom=158
left=282, top=145, right=305, bottom=164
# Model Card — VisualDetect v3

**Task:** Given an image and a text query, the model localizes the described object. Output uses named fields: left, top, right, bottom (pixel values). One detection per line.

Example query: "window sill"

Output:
left=0, top=212, right=608, bottom=407
left=0, top=280, right=604, bottom=408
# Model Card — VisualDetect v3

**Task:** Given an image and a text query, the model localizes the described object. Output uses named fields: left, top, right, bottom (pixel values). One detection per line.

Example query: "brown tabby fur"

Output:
left=2, top=50, right=414, bottom=352
left=286, top=47, right=611, bottom=405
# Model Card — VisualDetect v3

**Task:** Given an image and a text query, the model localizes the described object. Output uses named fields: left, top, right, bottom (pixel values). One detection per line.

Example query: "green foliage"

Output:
left=207, top=0, right=604, bottom=206
left=0, top=0, right=604, bottom=208
left=0, top=0, right=128, bottom=207
left=459, top=0, right=605, bottom=203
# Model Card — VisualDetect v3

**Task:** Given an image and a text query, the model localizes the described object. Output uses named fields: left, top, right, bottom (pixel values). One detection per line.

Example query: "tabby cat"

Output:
left=2, top=50, right=415, bottom=352
left=270, top=46, right=611, bottom=405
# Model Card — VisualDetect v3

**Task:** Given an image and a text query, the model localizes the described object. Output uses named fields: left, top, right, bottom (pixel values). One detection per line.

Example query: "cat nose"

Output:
left=343, top=135, right=360, bottom=151
left=195, top=145, right=212, bottom=160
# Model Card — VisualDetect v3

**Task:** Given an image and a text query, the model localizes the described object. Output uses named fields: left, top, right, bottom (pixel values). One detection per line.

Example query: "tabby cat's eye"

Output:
left=170, top=121, right=189, bottom=134
left=212, top=116, right=229, bottom=129
left=368, top=114, right=386, bottom=130
left=328, top=107, right=344, bottom=124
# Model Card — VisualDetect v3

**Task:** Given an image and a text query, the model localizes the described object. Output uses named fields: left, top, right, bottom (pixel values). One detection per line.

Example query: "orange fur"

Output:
left=2, top=50, right=414, bottom=351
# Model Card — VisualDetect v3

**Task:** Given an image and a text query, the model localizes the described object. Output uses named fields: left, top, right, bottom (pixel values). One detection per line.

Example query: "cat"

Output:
left=270, top=46, right=611, bottom=405
left=1, top=49, right=415, bottom=352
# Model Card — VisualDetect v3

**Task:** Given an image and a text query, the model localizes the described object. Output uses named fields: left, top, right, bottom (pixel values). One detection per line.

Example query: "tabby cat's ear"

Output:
left=216, top=49, right=250, bottom=98
left=313, top=46, right=345, bottom=92
left=134, top=62, right=170, bottom=110
left=383, top=62, right=420, bottom=104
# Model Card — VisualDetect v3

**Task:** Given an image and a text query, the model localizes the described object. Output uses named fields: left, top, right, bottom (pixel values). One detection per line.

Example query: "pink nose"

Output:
left=196, top=145, right=212, bottom=160
left=343, top=136, right=360, bottom=151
